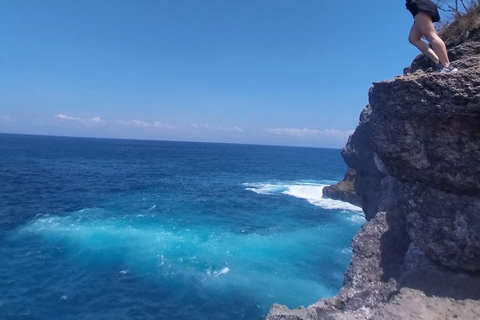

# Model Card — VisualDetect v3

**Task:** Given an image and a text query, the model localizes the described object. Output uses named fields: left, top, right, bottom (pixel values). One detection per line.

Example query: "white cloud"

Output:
left=54, top=114, right=176, bottom=131
left=131, top=120, right=149, bottom=127
left=153, top=121, right=175, bottom=129
left=196, top=124, right=245, bottom=133
left=55, top=114, right=102, bottom=125
left=55, top=113, right=84, bottom=122
left=218, top=126, right=244, bottom=133
left=322, top=129, right=355, bottom=138
left=116, top=119, right=175, bottom=130
left=265, top=127, right=354, bottom=139
left=265, top=127, right=320, bottom=137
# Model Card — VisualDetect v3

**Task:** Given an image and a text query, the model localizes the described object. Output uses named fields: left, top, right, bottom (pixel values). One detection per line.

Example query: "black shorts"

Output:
left=406, top=0, right=441, bottom=22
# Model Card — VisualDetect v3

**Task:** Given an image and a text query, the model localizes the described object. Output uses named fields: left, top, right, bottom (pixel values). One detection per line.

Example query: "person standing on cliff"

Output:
left=406, top=0, right=458, bottom=73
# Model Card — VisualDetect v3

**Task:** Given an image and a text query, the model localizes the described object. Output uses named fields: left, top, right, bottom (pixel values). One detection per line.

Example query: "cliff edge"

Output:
left=267, top=9, right=480, bottom=320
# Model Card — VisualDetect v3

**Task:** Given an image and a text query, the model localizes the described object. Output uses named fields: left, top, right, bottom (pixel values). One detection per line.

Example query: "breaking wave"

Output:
left=244, top=182, right=363, bottom=212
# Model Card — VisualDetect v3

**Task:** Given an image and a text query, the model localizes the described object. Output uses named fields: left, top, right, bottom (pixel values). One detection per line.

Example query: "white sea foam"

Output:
left=347, top=212, right=367, bottom=223
left=244, top=182, right=363, bottom=212
left=12, top=206, right=351, bottom=311
left=243, top=183, right=288, bottom=195
left=214, top=267, right=230, bottom=277
left=283, top=185, right=324, bottom=203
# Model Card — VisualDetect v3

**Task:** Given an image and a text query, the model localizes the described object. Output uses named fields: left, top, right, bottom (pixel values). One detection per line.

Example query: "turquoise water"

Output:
left=0, top=134, right=364, bottom=320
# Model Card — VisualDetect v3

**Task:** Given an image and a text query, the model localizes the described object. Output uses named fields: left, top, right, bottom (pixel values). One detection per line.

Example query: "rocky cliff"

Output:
left=267, top=11, right=480, bottom=320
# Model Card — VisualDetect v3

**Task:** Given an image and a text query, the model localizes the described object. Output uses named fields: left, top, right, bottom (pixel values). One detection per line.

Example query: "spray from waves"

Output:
left=10, top=208, right=343, bottom=308
left=243, top=183, right=289, bottom=195
left=244, top=181, right=363, bottom=213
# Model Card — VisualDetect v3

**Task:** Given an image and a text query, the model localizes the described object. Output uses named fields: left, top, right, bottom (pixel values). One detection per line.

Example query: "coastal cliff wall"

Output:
left=267, top=12, right=480, bottom=320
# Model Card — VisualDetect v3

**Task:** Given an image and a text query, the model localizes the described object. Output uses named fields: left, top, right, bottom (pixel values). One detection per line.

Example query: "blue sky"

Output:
left=0, top=1, right=446, bottom=148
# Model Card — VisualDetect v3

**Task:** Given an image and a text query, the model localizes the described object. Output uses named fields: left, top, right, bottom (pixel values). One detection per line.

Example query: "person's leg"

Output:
left=408, top=21, right=440, bottom=64
left=413, top=12, right=450, bottom=67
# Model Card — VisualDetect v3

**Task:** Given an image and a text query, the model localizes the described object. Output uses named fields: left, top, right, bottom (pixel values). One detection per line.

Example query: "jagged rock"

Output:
left=332, top=176, right=410, bottom=310
left=400, top=243, right=480, bottom=300
left=369, top=68, right=480, bottom=197
left=323, top=168, right=362, bottom=207
left=403, top=183, right=480, bottom=272
left=267, top=288, right=480, bottom=320
left=337, top=213, right=401, bottom=310
left=370, top=288, right=480, bottom=320
left=365, top=67, right=480, bottom=272
left=342, top=106, right=385, bottom=221
left=266, top=304, right=319, bottom=320
left=266, top=10, right=480, bottom=320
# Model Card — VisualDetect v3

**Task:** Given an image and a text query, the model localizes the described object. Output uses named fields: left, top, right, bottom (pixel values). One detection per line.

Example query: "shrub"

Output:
left=438, top=1, right=480, bottom=45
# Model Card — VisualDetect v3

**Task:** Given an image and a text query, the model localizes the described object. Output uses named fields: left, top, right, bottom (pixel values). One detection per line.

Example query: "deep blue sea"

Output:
left=0, top=133, right=364, bottom=320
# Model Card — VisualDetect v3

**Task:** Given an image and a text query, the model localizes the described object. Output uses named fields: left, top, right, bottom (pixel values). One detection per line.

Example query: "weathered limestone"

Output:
left=267, top=16, right=480, bottom=320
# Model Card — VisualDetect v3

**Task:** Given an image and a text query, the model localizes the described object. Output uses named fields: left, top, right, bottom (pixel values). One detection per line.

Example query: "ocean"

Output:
left=0, top=133, right=364, bottom=320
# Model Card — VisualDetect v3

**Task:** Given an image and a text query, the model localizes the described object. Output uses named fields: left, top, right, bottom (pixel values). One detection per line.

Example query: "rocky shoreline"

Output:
left=266, top=12, right=480, bottom=320
left=322, top=168, right=362, bottom=207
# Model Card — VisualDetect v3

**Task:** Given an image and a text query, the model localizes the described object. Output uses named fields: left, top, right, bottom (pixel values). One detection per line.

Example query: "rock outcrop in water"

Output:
left=322, top=168, right=362, bottom=207
left=267, top=11, right=480, bottom=320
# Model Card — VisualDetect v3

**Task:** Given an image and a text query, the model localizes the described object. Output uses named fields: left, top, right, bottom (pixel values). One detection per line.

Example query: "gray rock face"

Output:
left=267, top=288, right=480, bottom=320
left=368, top=70, right=480, bottom=197
left=342, top=106, right=385, bottom=221
left=403, top=183, right=480, bottom=271
left=400, top=243, right=480, bottom=300
left=370, top=288, right=480, bottom=320
left=340, top=46, right=480, bottom=304
left=266, top=16, right=480, bottom=320
left=365, top=67, right=480, bottom=272
left=338, top=211, right=403, bottom=310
